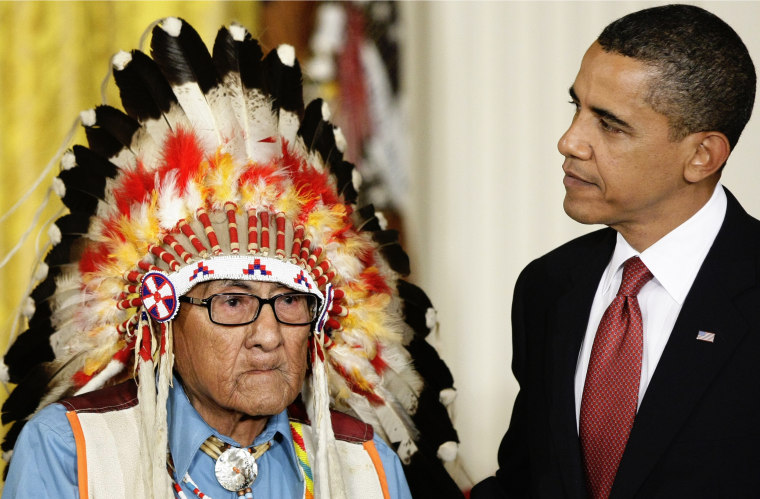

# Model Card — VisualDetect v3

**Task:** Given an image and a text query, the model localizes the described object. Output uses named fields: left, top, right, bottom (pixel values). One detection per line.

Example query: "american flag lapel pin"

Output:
left=696, top=330, right=716, bottom=343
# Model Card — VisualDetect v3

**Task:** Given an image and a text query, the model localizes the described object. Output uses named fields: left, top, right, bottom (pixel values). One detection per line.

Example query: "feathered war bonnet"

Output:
left=1, top=17, right=463, bottom=497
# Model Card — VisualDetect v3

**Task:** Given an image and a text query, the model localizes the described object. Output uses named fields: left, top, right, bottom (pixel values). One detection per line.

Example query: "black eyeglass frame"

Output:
left=178, top=292, right=320, bottom=327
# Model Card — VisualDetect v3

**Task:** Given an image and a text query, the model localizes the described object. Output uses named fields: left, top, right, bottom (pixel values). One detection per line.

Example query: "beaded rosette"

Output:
left=1, top=17, right=462, bottom=498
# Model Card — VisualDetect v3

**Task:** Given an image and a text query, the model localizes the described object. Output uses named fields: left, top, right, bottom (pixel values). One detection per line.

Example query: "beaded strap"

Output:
left=289, top=421, right=315, bottom=499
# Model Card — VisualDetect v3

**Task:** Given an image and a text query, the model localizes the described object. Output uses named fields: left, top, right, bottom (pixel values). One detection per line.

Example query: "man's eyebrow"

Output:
left=209, top=279, right=252, bottom=292
left=591, top=107, right=633, bottom=131
left=568, top=86, right=633, bottom=131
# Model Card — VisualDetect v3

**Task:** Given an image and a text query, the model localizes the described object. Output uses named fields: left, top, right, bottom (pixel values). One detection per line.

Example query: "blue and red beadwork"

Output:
left=294, top=270, right=312, bottom=289
left=190, top=262, right=214, bottom=281
left=244, top=258, right=272, bottom=276
left=140, top=272, right=178, bottom=322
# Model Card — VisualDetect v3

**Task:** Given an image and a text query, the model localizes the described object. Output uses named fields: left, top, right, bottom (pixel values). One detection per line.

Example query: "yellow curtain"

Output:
left=0, top=0, right=260, bottom=483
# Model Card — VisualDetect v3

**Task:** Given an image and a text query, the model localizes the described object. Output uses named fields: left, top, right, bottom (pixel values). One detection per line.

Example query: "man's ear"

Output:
left=684, top=131, right=730, bottom=183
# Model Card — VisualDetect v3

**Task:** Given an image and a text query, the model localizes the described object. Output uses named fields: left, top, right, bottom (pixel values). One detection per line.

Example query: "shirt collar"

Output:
left=603, top=184, right=727, bottom=304
left=167, top=377, right=302, bottom=482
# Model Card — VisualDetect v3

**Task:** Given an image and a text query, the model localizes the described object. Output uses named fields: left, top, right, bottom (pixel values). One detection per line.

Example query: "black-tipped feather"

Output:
left=333, top=160, right=358, bottom=205
left=57, top=178, right=99, bottom=214
left=262, top=49, right=304, bottom=114
left=412, top=389, right=460, bottom=448
left=84, top=106, right=139, bottom=158
left=1, top=364, right=53, bottom=425
left=2, top=420, right=25, bottom=453
left=213, top=26, right=250, bottom=79
left=43, top=238, right=79, bottom=270
left=237, top=37, right=265, bottom=90
left=151, top=19, right=218, bottom=92
left=8, top=214, right=85, bottom=382
left=405, top=451, right=464, bottom=498
left=407, top=338, right=455, bottom=392
left=54, top=212, right=91, bottom=237
left=398, top=280, right=434, bottom=337
left=372, top=229, right=410, bottom=275
left=299, top=100, right=358, bottom=203
left=96, top=106, right=140, bottom=145
left=58, top=146, right=118, bottom=213
left=72, top=145, right=119, bottom=180
left=84, top=126, right=122, bottom=159
left=299, top=100, right=325, bottom=150
left=114, top=50, right=177, bottom=121
left=28, top=273, right=57, bottom=308
left=300, top=100, right=339, bottom=162
left=4, top=316, right=54, bottom=384
left=357, top=205, right=383, bottom=232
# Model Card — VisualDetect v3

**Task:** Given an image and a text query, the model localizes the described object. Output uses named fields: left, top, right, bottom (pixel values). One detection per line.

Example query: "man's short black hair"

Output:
left=598, top=4, right=756, bottom=149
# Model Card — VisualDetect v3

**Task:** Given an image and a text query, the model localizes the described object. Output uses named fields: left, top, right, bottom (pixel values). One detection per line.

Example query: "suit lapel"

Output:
left=549, top=229, right=616, bottom=498
left=612, top=192, right=760, bottom=498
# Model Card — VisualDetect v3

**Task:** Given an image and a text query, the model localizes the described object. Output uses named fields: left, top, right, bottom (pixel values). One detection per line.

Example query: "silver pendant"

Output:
left=214, top=447, right=258, bottom=491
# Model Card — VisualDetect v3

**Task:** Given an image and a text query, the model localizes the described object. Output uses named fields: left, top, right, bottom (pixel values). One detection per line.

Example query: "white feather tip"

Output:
left=0, top=361, right=9, bottom=384
left=161, top=17, right=183, bottom=37
left=112, top=51, right=133, bottom=71
left=22, top=296, right=35, bottom=318
left=426, top=307, right=437, bottom=331
left=321, top=100, right=332, bottom=122
left=61, top=151, right=76, bottom=171
left=333, top=127, right=347, bottom=153
left=52, top=177, right=66, bottom=198
left=34, top=262, right=49, bottom=281
left=351, top=167, right=362, bottom=193
left=80, top=109, right=96, bottom=127
left=439, top=387, right=457, bottom=406
left=229, top=23, right=247, bottom=42
left=277, top=44, right=296, bottom=67
left=437, top=441, right=458, bottom=462
left=375, top=211, right=388, bottom=230
left=48, top=223, right=63, bottom=245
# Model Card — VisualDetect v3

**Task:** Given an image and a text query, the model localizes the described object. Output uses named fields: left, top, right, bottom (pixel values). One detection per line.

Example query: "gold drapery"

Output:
left=0, top=1, right=260, bottom=481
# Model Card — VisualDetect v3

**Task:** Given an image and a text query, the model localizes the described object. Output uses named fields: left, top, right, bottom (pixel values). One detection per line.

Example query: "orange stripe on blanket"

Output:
left=66, top=411, right=89, bottom=499
left=363, top=440, right=391, bottom=499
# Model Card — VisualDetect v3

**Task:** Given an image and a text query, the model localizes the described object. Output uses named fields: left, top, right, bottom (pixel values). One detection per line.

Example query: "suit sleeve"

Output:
left=471, top=264, right=535, bottom=498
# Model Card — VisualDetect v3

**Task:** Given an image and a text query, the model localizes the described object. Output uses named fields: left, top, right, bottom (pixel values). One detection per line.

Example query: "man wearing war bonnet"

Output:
left=1, top=17, right=463, bottom=498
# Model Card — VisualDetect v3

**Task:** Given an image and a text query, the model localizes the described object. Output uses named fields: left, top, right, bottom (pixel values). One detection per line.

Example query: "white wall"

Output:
left=400, top=1, right=760, bottom=485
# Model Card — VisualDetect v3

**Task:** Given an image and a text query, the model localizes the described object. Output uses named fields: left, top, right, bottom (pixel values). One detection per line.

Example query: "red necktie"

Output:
left=580, top=256, right=653, bottom=499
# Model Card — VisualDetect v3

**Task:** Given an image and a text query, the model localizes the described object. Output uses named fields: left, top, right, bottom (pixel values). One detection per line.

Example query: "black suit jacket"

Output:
left=472, top=190, right=760, bottom=498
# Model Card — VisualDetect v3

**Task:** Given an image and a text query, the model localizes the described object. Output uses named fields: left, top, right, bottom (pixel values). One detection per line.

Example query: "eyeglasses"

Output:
left=179, top=292, right=319, bottom=326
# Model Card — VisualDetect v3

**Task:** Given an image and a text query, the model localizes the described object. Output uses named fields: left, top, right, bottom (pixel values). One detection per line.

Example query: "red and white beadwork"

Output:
left=140, top=272, right=179, bottom=323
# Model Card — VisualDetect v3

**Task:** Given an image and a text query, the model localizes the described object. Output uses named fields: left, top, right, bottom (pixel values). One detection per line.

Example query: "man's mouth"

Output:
left=562, top=168, right=594, bottom=187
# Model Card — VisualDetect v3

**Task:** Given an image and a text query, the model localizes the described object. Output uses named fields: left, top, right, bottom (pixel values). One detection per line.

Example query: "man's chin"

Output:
left=563, top=198, right=605, bottom=226
left=232, top=382, right=297, bottom=415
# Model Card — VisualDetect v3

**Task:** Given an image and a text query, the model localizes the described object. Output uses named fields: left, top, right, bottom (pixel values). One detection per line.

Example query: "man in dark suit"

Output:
left=472, top=5, right=760, bottom=498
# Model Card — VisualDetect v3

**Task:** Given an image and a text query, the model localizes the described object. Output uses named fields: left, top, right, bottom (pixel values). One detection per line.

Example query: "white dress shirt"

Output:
left=574, top=184, right=727, bottom=428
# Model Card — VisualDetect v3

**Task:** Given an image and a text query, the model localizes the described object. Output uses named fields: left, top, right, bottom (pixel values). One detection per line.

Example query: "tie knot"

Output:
left=617, top=256, right=653, bottom=297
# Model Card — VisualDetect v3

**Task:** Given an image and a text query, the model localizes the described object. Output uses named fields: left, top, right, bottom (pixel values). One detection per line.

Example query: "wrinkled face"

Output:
left=173, top=279, right=311, bottom=425
left=558, top=42, right=695, bottom=232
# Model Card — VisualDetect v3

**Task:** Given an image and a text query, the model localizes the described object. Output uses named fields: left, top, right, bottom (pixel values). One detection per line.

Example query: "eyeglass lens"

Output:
left=210, top=293, right=317, bottom=325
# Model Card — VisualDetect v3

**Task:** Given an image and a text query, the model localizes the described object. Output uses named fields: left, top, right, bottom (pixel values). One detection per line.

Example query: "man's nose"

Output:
left=558, top=117, right=592, bottom=160
left=245, top=302, right=282, bottom=350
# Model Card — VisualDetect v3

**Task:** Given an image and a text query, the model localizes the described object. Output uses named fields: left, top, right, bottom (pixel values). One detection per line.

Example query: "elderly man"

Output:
left=473, top=4, right=759, bottom=498
left=2, top=17, right=461, bottom=498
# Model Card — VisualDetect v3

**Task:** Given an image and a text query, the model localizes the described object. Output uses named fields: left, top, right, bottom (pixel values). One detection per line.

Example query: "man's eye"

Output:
left=599, top=118, right=620, bottom=133
left=280, top=295, right=302, bottom=306
left=568, top=100, right=580, bottom=113
left=223, top=296, right=242, bottom=307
